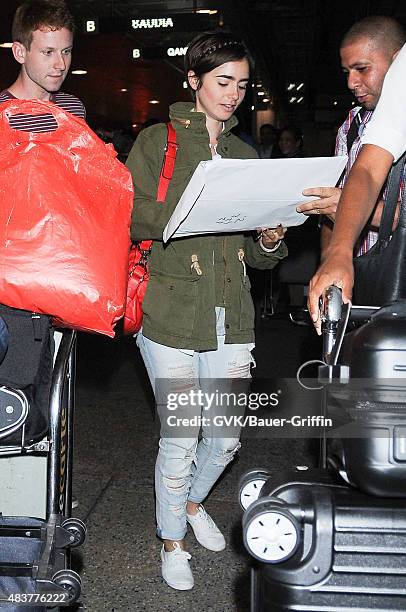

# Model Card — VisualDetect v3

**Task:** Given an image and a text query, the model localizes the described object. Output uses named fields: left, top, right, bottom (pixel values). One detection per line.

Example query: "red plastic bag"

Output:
left=0, top=100, right=133, bottom=337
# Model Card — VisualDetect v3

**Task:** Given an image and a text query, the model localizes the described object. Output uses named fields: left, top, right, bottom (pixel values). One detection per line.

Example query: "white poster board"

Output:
left=163, top=156, right=348, bottom=242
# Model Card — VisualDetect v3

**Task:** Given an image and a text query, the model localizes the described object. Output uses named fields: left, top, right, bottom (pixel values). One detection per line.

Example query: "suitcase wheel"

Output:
left=244, top=504, right=300, bottom=563
left=238, top=468, right=271, bottom=510
left=52, top=568, right=82, bottom=603
left=61, top=517, right=87, bottom=548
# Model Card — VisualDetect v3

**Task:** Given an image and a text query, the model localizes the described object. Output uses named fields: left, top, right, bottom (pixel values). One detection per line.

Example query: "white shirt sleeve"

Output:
left=361, top=43, right=406, bottom=162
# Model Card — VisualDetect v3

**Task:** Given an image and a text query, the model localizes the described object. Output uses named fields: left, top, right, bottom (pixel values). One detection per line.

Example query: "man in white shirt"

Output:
left=297, top=17, right=405, bottom=257
left=308, top=43, right=406, bottom=331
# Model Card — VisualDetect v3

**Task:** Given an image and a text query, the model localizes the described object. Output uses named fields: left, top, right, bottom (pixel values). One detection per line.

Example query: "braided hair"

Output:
left=185, top=31, right=252, bottom=100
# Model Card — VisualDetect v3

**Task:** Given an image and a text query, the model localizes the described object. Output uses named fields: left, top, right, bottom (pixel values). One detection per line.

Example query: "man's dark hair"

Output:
left=12, top=0, right=75, bottom=49
left=341, top=15, right=405, bottom=56
left=185, top=31, right=251, bottom=100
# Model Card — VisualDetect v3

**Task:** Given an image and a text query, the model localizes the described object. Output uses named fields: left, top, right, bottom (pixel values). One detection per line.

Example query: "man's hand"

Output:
left=297, top=186, right=342, bottom=221
left=308, top=249, right=354, bottom=335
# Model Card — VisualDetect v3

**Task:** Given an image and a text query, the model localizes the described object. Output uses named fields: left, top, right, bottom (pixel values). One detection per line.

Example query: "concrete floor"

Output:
left=69, top=315, right=322, bottom=612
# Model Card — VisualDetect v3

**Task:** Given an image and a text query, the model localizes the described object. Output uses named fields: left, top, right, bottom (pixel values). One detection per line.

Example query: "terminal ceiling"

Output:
left=0, top=0, right=406, bottom=127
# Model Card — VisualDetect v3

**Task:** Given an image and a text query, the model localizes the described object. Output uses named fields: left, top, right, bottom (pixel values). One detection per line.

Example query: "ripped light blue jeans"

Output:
left=136, top=309, right=254, bottom=540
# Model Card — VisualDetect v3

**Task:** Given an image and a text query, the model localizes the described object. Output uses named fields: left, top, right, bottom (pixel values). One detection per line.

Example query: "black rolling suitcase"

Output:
left=0, top=305, right=86, bottom=610
left=240, top=297, right=406, bottom=611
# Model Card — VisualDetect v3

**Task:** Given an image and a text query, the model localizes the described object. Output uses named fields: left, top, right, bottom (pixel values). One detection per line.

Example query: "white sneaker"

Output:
left=161, top=542, right=194, bottom=590
left=186, top=505, right=226, bottom=552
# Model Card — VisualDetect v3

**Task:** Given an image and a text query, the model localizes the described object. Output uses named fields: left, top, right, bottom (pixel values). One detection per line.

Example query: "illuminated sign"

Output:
left=83, top=14, right=214, bottom=34
left=83, top=18, right=99, bottom=34
left=132, top=46, right=189, bottom=60
left=132, top=17, right=174, bottom=29
left=167, top=46, right=187, bottom=57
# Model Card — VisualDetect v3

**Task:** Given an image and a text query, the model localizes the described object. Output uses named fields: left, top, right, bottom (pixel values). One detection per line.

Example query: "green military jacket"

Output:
left=126, top=102, right=287, bottom=350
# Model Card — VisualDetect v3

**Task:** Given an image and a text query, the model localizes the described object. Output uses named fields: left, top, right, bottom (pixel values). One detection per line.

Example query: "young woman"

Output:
left=126, top=31, right=287, bottom=591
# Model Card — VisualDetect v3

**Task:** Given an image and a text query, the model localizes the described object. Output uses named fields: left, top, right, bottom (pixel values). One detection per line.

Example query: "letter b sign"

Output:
left=84, top=18, right=99, bottom=34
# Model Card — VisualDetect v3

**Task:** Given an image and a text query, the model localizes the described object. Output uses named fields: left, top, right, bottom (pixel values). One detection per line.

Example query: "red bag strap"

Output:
left=138, top=239, right=153, bottom=251
left=156, top=122, right=178, bottom=203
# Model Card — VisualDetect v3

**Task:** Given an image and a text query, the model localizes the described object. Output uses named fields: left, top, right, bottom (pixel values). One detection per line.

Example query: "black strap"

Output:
left=344, top=108, right=405, bottom=242
left=399, top=180, right=406, bottom=230
left=377, top=151, right=406, bottom=242
left=334, top=108, right=367, bottom=188
left=346, top=107, right=367, bottom=154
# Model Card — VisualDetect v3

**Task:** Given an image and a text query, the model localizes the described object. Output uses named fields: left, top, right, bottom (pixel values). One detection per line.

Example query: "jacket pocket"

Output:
left=143, top=272, right=200, bottom=338
left=239, top=274, right=255, bottom=331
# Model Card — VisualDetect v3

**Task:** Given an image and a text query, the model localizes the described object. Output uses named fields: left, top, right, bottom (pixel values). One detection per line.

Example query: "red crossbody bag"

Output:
left=123, top=122, right=178, bottom=334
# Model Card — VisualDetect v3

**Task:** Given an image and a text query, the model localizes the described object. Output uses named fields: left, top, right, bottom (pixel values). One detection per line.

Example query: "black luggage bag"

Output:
left=241, top=300, right=406, bottom=611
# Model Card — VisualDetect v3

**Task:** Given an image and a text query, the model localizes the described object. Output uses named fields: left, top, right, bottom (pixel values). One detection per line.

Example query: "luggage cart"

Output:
left=240, top=291, right=406, bottom=611
left=0, top=307, right=86, bottom=610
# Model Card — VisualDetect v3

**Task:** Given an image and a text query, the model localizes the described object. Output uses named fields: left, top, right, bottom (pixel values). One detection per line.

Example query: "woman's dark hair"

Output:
left=184, top=31, right=251, bottom=100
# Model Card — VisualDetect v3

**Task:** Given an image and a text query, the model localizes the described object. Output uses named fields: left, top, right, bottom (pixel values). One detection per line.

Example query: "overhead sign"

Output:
left=132, top=46, right=188, bottom=60
left=83, top=14, right=214, bottom=34
left=167, top=46, right=188, bottom=57
left=82, top=18, right=99, bottom=34
left=131, top=17, right=174, bottom=29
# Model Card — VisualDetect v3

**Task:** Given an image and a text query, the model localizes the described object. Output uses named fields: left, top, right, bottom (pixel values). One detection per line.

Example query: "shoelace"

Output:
left=196, top=507, right=217, bottom=530
left=170, top=542, right=191, bottom=560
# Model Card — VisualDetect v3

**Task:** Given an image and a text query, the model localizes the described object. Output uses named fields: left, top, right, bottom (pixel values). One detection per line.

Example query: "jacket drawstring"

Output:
left=238, top=248, right=247, bottom=276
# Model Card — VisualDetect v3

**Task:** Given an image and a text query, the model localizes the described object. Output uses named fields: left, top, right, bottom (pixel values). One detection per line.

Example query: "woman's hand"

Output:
left=260, top=224, right=286, bottom=248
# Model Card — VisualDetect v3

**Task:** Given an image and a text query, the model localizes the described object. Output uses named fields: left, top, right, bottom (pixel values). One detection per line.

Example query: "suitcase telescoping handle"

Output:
left=321, top=285, right=343, bottom=364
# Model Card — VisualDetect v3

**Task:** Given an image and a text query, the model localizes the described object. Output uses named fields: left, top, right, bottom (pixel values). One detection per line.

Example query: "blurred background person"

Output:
left=279, top=125, right=305, bottom=158
left=256, top=123, right=280, bottom=158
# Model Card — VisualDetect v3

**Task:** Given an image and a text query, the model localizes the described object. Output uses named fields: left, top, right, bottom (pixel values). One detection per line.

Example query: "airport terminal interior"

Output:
left=1, top=1, right=406, bottom=611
